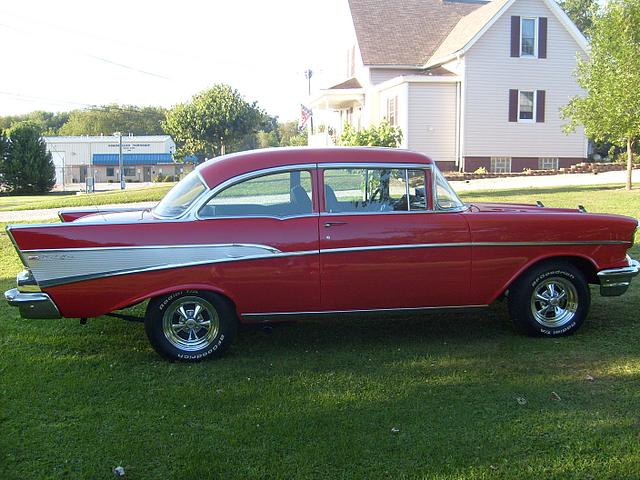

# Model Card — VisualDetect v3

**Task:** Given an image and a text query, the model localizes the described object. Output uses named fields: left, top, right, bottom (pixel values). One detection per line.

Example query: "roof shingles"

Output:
left=349, top=0, right=487, bottom=66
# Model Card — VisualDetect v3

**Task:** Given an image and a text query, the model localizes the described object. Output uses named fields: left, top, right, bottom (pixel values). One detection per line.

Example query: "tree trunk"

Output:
left=627, top=137, right=634, bottom=191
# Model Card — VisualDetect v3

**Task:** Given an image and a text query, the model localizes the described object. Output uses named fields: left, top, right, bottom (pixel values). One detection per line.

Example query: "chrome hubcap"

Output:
left=530, top=277, right=578, bottom=328
left=162, top=296, right=220, bottom=351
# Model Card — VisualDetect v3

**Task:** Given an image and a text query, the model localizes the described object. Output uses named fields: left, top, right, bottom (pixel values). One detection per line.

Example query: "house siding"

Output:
left=369, top=68, right=421, bottom=85
left=407, top=82, right=458, bottom=165
left=378, top=83, right=409, bottom=148
left=463, top=0, right=586, bottom=160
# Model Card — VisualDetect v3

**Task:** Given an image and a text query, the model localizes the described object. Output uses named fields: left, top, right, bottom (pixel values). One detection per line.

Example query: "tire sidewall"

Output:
left=510, top=263, right=590, bottom=337
left=145, top=290, right=236, bottom=361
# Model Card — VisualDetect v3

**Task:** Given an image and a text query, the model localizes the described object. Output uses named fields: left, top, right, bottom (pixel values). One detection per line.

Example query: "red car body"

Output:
left=5, top=147, right=639, bottom=359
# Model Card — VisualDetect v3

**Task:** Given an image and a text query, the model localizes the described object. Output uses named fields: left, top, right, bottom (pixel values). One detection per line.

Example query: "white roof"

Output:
left=44, top=135, right=173, bottom=143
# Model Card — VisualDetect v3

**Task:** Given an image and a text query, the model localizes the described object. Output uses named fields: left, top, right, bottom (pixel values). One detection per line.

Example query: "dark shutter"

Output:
left=509, top=89, right=518, bottom=122
left=538, top=17, right=548, bottom=58
left=510, top=16, right=521, bottom=57
left=536, top=90, right=546, bottom=122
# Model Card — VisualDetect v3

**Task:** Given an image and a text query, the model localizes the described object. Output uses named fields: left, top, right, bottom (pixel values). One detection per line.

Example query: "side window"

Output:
left=199, top=170, right=313, bottom=218
left=408, top=169, right=428, bottom=211
left=324, top=168, right=412, bottom=213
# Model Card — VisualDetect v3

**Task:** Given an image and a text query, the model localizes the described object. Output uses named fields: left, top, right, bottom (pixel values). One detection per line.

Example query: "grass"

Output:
left=1, top=184, right=640, bottom=479
left=0, top=185, right=173, bottom=212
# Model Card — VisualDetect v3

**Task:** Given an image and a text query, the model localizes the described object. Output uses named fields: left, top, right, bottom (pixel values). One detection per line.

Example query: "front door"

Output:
left=319, top=166, right=471, bottom=311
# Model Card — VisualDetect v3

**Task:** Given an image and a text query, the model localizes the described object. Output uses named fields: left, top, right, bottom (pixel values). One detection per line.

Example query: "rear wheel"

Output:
left=508, top=261, right=590, bottom=336
left=145, top=290, right=237, bottom=361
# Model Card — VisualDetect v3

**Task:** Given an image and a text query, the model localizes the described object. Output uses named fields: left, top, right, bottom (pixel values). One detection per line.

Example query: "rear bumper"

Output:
left=598, top=256, right=640, bottom=297
left=4, top=288, right=61, bottom=319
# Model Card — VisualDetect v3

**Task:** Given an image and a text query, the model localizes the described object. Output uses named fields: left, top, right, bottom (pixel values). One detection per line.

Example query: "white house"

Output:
left=309, top=0, right=589, bottom=172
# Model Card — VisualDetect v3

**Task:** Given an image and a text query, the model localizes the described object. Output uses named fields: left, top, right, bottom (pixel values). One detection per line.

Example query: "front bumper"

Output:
left=4, top=288, right=61, bottom=319
left=598, top=256, right=640, bottom=297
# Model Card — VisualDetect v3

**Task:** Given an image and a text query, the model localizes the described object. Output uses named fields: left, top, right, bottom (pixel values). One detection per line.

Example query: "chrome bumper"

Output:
left=4, top=288, right=61, bottom=319
left=597, top=256, right=640, bottom=297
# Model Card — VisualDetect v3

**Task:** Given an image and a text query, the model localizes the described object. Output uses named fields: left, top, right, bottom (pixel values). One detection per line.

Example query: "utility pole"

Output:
left=114, top=132, right=125, bottom=190
left=304, top=69, right=314, bottom=135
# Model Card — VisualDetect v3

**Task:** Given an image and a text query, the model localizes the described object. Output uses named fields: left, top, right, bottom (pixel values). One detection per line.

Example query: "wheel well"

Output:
left=144, top=288, right=240, bottom=319
left=516, top=256, right=599, bottom=287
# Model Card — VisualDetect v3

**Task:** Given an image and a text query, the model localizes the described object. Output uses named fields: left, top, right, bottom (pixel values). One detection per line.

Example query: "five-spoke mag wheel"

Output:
left=145, top=290, right=237, bottom=361
left=509, top=261, right=590, bottom=336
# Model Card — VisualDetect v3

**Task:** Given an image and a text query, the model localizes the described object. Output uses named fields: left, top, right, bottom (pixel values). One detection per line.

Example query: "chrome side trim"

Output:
left=597, top=256, right=640, bottom=297
left=4, top=288, right=61, bottom=319
left=22, top=243, right=283, bottom=254
left=31, top=248, right=319, bottom=288
left=242, top=304, right=489, bottom=319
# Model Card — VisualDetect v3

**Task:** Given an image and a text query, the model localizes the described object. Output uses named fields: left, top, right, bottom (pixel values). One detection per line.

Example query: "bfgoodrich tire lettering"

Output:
left=145, top=290, right=237, bottom=361
left=508, top=261, right=590, bottom=337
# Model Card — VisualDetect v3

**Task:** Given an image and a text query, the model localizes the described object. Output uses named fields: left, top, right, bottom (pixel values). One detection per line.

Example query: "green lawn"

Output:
left=0, top=185, right=173, bottom=212
left=1, top=185, right=639, bottom=479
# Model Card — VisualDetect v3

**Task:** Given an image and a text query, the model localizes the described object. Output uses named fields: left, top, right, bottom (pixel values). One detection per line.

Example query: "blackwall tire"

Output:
left=144, top=290, right=237, bottom=362
left=508, top=261, right=590, bottom=337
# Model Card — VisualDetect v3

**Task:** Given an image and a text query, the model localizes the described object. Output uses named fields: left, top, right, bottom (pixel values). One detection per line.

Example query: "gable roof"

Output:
left=349, top=0, right=589, bottom=68
left=349, top=0, right=486, bottom=66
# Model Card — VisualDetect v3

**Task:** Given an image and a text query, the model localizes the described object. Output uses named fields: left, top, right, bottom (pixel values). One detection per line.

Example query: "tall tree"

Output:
left=58, top=105, right=167, bottom=136
left=0, top=122, right=55, bottom=193
left=562, top=0, right=640, bottom=190
left=0, top=111, right=70, bottom=135
left=163, top=84, right=265, bottom=159
left=559, top=0, right=599, bottom=35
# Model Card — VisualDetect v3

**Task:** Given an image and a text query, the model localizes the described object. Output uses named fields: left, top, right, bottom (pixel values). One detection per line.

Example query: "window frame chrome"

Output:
left=194, top=164, right=318, bottom=221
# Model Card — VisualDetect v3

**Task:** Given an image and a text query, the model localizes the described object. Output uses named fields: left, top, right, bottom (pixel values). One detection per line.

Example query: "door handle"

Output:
left=324, top=221, right=347, bottom=228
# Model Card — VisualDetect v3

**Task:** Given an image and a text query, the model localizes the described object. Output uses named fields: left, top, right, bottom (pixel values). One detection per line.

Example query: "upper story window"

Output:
left=387, top=96, right=398, bottom=126
left=518, top=91, right=535, bottom=122
left=521, top=18, right=537, bottom=57
left=199, top=170, right=313, bottom=218
left=323, top=167, right=427, bottom=213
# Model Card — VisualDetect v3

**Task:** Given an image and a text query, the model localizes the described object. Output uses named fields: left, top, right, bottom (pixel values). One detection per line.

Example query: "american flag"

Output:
left=298, top=104, right=312, bottom=132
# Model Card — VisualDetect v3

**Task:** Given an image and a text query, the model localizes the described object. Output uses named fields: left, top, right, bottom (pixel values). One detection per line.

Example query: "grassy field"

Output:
left=1, top=184, right=639, bottom=479
left=0, top=185, right=173, bottom=212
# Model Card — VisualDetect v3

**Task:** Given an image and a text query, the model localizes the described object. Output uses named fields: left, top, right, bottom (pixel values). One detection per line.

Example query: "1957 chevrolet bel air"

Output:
left=5, top=148, right=639, bottom=361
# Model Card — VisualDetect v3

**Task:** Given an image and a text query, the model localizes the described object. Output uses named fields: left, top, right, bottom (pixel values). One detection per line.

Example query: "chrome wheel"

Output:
left=530, top=277, right=578, bottom=328
left=162, top=296, right=220, bottom=352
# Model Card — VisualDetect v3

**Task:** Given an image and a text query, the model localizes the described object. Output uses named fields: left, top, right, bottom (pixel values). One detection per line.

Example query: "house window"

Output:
left=518, top=91, right=535, bottom=122
left=106, top=167, right=114, bottom=177
left=521, top=18, right=537, bottom=56
left=123, top=167, right=136, bottom=177
left=539, top=157, right=559, bottom=170
left=387, top=96, right=398, bottom=126
left=491, top=157, right=512, bottom=173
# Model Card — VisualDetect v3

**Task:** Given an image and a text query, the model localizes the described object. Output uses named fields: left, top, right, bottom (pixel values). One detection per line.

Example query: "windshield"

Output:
left=153, top=171, right=207, bottom=218
left=434, top=168, right=464, bottom=210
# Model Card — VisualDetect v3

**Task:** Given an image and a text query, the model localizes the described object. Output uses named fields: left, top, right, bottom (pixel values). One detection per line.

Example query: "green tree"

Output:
left=338, top=120, right=403, bottom=148
left=58, top=105, right=167, bottom=136
left=0, top=122, right=55, bottom=193
left=278, top=121, right=308, bottom=147
left=0, top=111, right=70, bottom=135
left=559, top=0, right=599, bottom=35
left=163, top=84, right=265, bottom=159
left=562, top=0, right=640, bottom=190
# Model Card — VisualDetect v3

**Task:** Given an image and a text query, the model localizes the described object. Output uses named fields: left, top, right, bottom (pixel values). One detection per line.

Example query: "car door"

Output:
left=318, top=165, right=471, bottom=311
left=196, top=167, right=321, bottom=315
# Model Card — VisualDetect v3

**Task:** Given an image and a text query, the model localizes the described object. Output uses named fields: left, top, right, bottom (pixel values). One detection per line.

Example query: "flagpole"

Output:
left=305, top=69, right=314, bottom=135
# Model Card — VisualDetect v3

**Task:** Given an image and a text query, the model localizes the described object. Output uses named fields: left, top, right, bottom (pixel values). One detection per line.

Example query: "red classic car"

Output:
left=5, top=147, right=639, bottom=361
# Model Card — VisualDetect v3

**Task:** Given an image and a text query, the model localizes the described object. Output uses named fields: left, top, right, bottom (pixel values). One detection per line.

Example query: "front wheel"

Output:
left=145, top=290, right=237, bottom=361
left=508, top=261, right=590, bottom=336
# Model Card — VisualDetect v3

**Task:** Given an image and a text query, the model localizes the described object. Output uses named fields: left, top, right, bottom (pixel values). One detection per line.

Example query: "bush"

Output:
left=338, top=120, right=403, bottom=148
left=473, top=167, right=488, bottom=174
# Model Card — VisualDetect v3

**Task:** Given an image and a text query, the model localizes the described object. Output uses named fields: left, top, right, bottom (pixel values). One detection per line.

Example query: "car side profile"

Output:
left=5, top=147, right=639, bottom=361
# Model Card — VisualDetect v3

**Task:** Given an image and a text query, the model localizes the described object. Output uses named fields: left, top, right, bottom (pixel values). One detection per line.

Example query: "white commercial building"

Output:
left=43, top=135, right=191, bottom=186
